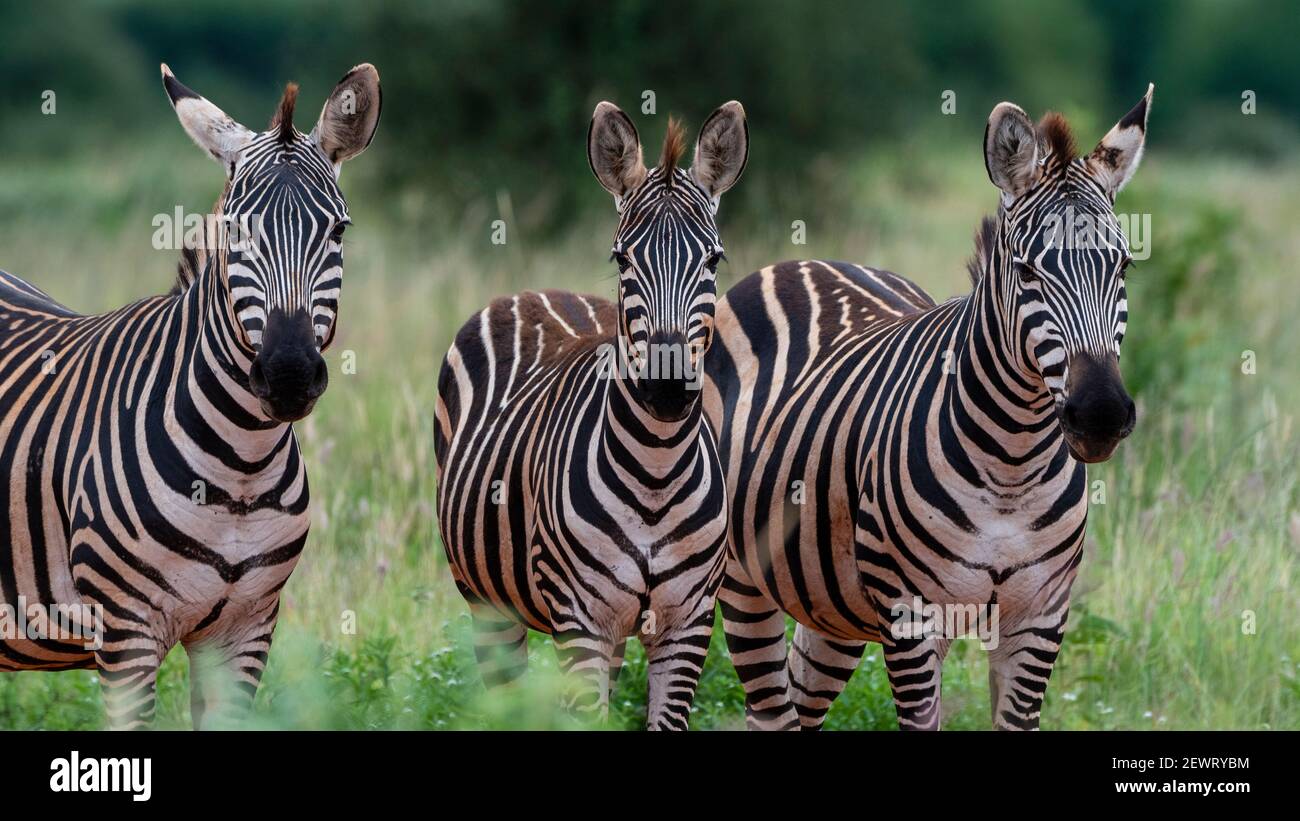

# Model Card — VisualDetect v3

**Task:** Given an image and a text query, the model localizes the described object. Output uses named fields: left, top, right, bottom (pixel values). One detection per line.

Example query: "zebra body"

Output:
left=435, top=290, right=728, bottom=725
left=0, top=64, right=380, bottom=728
left=0, top=266, right=309, bottom=708
left=435, top=102, right=748, bottom=728
left=705, top=88, right=1152, bottom=730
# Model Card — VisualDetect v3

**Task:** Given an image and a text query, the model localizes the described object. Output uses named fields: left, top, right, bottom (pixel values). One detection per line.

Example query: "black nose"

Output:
left=638, top=330, right=701, bottom=421
left=249, top=309, right=328, bottom=421
left=1062, top=379, right=1136, bottom=441
left=249, top=353, right=327, bottom=400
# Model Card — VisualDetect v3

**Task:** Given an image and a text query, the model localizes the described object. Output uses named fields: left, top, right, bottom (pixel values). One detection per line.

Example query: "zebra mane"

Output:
left=170, top=183, right=230, bottom=296
left=1039, top=111, right=1076, bottom=168
left=271, top=82, right=299, bottom=144
left=659, top=116, right=686, bottom=188
left=966, top=215, right=997, bottom=286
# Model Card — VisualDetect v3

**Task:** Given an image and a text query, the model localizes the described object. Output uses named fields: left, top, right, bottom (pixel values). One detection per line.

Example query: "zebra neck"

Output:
left=179, top=252, right=291, bottom=457
left=603, top=371, right=704, bottom=483
left=945, top=277, right=1063, bottom=485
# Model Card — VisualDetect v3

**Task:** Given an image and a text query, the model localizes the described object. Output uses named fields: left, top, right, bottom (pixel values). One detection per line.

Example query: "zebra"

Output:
left=0, top=64, right=381, bottom=728
left=704, top=87, right=1152, bottom=730
left=435, top=101, right=748, bottom=728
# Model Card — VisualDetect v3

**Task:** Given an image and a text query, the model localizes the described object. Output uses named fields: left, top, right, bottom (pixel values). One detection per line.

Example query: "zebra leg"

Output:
left=469, top=604, right=529, bottom=688
left=878, top=616, right=949, bottom=731
left=96, top=640, right=164, bottom=731
left=643, top=602, right=715, bottom=731
left=608, top=637, right=628, bottom=688
left=184, top=641, right=224, bottom=730
left=719, top=570, right=800, bottom=730
left=551, top=627, right=614, bottom=723
left=189, top=654, right=208, bottom=729
left=787, top=624, right=866, bottom=730
left=986, top=610, right=1068, bottom=730
left=183, top=627, right=275, bottom=729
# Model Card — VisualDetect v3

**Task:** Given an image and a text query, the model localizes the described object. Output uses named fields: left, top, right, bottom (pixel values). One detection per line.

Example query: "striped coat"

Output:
left=705, top=88, right=1151, bottom=730
left=0, top=63, right=380, bottom=728
left=435, top=101, right=749, bottom=728
left=435, top=290, right=728, bottom=727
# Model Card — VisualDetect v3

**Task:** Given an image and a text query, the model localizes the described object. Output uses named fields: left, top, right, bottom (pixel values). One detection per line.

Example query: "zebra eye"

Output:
left=330, top=222, right=349, bottom=243
left=1119, top=257, right=1134, bottom=276
left=1014, top=261, right=1037, bottom=285
left=705, top=250, right=726, bottom=274
left=610, top=251, right=631, bottom=273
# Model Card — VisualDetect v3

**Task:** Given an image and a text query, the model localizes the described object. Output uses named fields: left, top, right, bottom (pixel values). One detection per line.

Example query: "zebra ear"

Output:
left=1087, top=84, right=1153, bottom=198
left=311, top=63, right=382, bottom=168
left=691, top=101, right=748, bottom=201
left=984, top=102, right=1040, bottom=202
left=161, top=63, right=253, bottom=171
left=588, top=102, right=647, bottom=201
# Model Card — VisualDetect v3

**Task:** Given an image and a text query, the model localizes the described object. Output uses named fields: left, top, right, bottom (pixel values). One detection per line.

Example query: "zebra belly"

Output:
left=732, top=494, right=881, bottom=642
left=0, top=506, right=98, bottom=670
left=854, top=475, right=1089, bottom=642
left=1, top=416, right=98, bottom=668
left=730, top=457, right=1088, bottom=644
left=2, top=461, right=308, bottom=668
left=77, top=494, right=310, bottom=649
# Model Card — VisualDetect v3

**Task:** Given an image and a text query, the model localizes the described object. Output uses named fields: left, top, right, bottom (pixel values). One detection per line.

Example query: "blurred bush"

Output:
left=3, top=0, right=1297, bottom=228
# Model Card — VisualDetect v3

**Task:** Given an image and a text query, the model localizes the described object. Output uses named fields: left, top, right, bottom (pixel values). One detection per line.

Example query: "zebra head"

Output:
left=588, top=101, right=748, bottom=422
left=981, top=86, right=1152, bottom=463
left=161, top=63, right=381, bottom=423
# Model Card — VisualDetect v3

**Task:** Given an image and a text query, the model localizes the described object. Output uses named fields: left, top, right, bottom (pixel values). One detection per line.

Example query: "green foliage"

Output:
left=4, top=0, right=1299, bottom=231
left=1122, top=199, right=1246, bottom=406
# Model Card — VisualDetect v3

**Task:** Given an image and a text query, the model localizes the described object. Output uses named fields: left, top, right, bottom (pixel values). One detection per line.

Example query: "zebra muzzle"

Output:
left=1059, top=353, right=1136, bottom=463
left=248, top=309, right=330, bottom=423
left=634, top=330, right=701, bottom=422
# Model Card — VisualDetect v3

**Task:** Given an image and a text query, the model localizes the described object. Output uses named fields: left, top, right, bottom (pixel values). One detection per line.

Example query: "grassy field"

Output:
left=0, top=137, right=1296, bottom=730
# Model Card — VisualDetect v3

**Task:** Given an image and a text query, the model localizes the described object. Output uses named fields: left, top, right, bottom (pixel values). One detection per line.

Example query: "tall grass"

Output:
left=0, top=141, right=1295, bottom=729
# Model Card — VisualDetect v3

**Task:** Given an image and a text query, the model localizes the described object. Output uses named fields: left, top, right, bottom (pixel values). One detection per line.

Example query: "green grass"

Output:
left=0, top=140, right=1296, bottom=729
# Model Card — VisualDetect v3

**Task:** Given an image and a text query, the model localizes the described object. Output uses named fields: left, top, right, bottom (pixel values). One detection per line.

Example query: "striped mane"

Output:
left=965, top=215, right=996, bottom=286
left=271, top=82, right=299, bottom=144
left=659, top=116, right=686, bottom=187
left=1039, top=111, right=1077, bottom=168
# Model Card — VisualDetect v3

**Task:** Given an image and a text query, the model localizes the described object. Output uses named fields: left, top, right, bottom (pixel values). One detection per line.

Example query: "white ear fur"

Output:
left=160, top=63, right=253, bottom=171
left=1088, top=83, right=1154, bottom=197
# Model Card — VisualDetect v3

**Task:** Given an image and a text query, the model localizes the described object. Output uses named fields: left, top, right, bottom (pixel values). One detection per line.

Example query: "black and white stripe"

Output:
left=704, top=88, right=1152, bottom=730
left=435, top=102, right=748, bottom=728
left=0, top=64, right=380, bottom=728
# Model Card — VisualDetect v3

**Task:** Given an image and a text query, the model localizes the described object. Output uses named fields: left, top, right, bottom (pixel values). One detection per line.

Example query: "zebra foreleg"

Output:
left=878, top=615, right=949, bottom=731
left=469, top=604, right=529, bottom=688
left=551, top=627, right=614, bottom=724
left=95, top=639, right=164, bottom=731
left=183, top=627, right=275, bottom=729
left=608, top=637, right=628, bottom=687
left=643, top=601, right=715, bottom=731
left=986, top=610, right=1068, bottom=730
left=787, top=624, right=866, bottom=730
left=718, top=570, right=800, bottom=730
